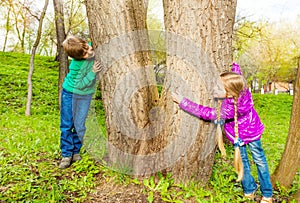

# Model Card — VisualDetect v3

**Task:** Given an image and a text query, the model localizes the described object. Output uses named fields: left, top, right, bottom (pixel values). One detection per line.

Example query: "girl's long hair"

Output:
left=220, top=72, right=246, bottom=182
left=216, top=100, right=226, bottom=157
left=233, top=98, right=243, bottom=182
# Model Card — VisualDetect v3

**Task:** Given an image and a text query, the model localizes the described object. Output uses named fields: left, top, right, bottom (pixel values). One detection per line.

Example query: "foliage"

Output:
left=233, top=18, right=300, bottom=86
left=0, top=0, right=89, bottom=56
left=63, top=0, right=89, bottom=38
left=0, top=51, right=299, bottom=202
left=147, top=0, right=166, bottom=66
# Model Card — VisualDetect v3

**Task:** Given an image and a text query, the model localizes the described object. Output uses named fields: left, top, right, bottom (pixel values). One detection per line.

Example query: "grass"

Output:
left=0, top=51, right=298, bottom=202
left=253, top=94, right=293, bottom=171
left=0, top=52, right=100, bottom=202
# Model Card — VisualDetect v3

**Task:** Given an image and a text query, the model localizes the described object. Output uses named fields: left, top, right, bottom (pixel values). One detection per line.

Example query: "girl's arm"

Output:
left=172, top=93, right=237, bottom=121
left=179, top=97, right=217, bottom=121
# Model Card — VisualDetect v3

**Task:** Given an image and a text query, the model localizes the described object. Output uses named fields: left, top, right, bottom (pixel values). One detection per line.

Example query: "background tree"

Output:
left=2, top=0, right=13, bottom=52
left=38, top=18, right=57, bottom=56
left=271, top=56, right=300, bottom=200
left=52, top=0, right=89, bottom=106
left=53, top=0, right=68, bottom=107
left=25, top=0, right=49, bottom=116
left=270, top=35, right=300, bottom=200
left=11, top=0, right=36, bottom=53
left=64, top=0, right=88, bottom=37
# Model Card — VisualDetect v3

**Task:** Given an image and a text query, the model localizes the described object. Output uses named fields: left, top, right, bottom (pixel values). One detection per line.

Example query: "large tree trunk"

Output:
left=271, top=58, right=300, bottom=190
left=85, top=0, right=236, bottom=183
left=53, top=0, right=68, bottom=108
left=85, top=0, right=162, bottom=176
left=162, top=0, right=237, bottom=182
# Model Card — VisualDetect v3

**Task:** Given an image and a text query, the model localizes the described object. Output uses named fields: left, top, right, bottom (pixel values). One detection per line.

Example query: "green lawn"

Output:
left=0, top=51, right=298, bottom=202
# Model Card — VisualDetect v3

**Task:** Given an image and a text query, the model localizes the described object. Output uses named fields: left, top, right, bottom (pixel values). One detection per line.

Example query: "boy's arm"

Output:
left=69, top=61, right=96, bottom=90
left=77, top=70, right=96, bottom=89
left=80, top=61, right=105, bottom=84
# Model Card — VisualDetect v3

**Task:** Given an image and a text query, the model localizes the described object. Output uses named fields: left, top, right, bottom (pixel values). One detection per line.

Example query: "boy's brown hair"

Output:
left=62, top=36, right=89, bottom=59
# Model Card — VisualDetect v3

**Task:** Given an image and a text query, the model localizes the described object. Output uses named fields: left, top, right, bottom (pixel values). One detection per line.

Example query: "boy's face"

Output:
left=83, top=44, right=95, bottom=59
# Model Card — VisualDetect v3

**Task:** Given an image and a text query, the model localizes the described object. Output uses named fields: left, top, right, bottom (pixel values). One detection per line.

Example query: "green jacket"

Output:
left=62, top=57, right=96, bottom=95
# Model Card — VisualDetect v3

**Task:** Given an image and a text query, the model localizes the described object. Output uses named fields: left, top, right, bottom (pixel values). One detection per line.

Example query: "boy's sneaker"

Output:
left=58, top=157, right=72, bottom=169
left=260, top=197, right=272, bottom=203
left=72, top=154, right=82, bottom=162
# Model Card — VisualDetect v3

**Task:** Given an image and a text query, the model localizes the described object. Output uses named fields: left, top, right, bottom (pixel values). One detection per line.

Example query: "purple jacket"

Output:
left=179, top=89, right=264, bottom=144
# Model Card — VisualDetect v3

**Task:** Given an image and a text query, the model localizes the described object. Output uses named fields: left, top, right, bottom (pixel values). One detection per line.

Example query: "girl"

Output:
left=171, top=63, right=273, bottom=203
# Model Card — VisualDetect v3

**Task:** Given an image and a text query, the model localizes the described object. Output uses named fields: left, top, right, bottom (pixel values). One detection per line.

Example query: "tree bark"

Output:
left=53, top=0, right=68, bottom=108
left=271, top=58, right=300, bottom=189
left=162, top=0, right=237, bottom=183
left=85, top=0, right=162, bottom=175
left=85, top=0, right=237, bottom=183
left=25, top=0, right=49, bottom=116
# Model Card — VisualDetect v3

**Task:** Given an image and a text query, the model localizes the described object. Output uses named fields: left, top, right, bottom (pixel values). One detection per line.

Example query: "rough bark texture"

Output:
left=85, top=0, right=237, bottom=184
left=85, top=0, right=162, bottom=176
left=53, top=0, right=68, bottom=108
left=271, top=59, right=300, bottom=190
left=162, top=0, right=237, bottom=182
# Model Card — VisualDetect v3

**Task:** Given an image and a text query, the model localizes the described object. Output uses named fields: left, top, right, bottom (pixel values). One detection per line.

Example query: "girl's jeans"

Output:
left=60, top=89, right=92, bottom=157
left=240, top=140, right=273, bottom=198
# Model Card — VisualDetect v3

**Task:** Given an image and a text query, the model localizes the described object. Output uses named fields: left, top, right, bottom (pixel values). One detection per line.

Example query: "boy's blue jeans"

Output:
left=240, top=140, right=273, bottom=198
left=60, top=89, right=92, bottom=157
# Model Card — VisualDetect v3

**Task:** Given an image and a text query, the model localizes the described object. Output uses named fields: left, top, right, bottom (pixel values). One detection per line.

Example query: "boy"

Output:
left=59, top=36, right=102, bottom=169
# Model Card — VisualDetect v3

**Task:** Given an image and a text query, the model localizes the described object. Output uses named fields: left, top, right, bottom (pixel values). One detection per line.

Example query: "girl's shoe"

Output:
left=260, top=197, right=272, bottom=203
left=244, top=193, right=255, bottom=200
left=244, top=187, right=258, bottom=200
